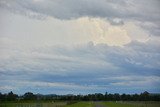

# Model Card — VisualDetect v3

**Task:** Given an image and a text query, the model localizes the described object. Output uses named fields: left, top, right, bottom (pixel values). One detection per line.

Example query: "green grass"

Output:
left=124, top=101, right=160, bottom=107
left=102, top=101, right=160, bottom=107
left=0, top=102, right=66, bottom=107
left=0, top=101, right=159, bottom=107
left=64, top=101, right=94, bottom=107
left=103, top=101, right=136, bottom=107
left=0, top=101, right=93, bottom=107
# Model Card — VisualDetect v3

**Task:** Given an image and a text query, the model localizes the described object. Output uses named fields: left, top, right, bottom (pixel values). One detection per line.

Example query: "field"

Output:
left=102, top=101, right=160, bottom=107
left=0, top=101, right=159, bottom=107
left=0, top=102, right=66, bottom=107
left=122, top=101, right=160, bottom=107
left=65, top=102, right=94, bottom=107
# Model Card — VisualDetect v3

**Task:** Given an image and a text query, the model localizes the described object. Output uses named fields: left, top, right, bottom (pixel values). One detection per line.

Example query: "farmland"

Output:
left=0, top=101, right=160, bottom=107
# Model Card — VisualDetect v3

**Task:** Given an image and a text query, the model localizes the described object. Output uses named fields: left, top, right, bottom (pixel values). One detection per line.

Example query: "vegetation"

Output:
left=102, top=101, right=160, bottom=107
left=0, top=91, right=160, bottom=102
left=65, top=102, right=94, bottom=107
left=0, top=102, right=66, bottom=107
left=103, top=102, right=136, bottom=107
left=0, top=91, right=160, bottom=107
left=0, top=101, right=160, bottom=107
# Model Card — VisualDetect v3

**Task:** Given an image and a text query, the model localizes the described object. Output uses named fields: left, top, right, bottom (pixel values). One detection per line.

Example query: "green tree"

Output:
left=23, top=92, right=36, bottom=100
left=7, top=91, right=18, bottom=101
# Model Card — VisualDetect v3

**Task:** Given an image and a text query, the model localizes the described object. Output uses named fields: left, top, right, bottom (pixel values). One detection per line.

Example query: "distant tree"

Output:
left=82, top=95, right=89, bottom=101
left=140, top=91, right=149, bottom=101
left=7, top=91, right=18, bottom=101
left=132, top=94, right=139, bottom=101
left=126, top=94, right=131, bottom=101
left=23, top=92, right=36, bottom=100
left=1, top=91, right=160, bottom=102
left=76, top=95, right=82, bottom=101
left=114, top=93, right=120, bottom=101
left=121, top=94, right=126, bottom=101
left=151, top=94, right=160, bottom=101
left=95, top=93, right=104, bottom=101
left=0, top=92, right=5, bottom=101
left=108, top=94, right=114, bottom=101
left=104, top=92, right=108, bottom=100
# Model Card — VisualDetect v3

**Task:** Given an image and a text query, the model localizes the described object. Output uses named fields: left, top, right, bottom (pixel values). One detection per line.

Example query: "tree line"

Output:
left=0, top=91, right=160, bottom=102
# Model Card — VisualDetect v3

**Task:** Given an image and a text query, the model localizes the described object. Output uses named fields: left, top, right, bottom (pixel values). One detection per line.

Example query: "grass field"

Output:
left=65, top=102, right=94, bottom=107
left=102, top=101, right=160, bottom=107
left=103, top=102, right=135, bottom=107
left=0, top=102, right=66, bottom=107
left=0, top=101, right=159, bottom=107
left=0, top=102, right=93, bottom=107
left=123, top=101, right=160, bottom=107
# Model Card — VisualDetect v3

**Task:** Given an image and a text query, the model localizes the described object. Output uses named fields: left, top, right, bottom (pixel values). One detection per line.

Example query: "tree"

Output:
left=0, top=92, right=6, bottom=101
left=105, top=92, right=108, bottom=100
left=121, top=94, right=126, bottom=101
left=23, top=92, right=36, bottom=100
left=7, top=91, right=18, bottom=101
left=114, top=93, right=120, bottom=101
left=140, top=91, right=149, bottom=101
left=108, top=94, right=114, bottom=101
left=95, top=93, right=104, bottom=101
left=132, top=94, right=139, bottom=101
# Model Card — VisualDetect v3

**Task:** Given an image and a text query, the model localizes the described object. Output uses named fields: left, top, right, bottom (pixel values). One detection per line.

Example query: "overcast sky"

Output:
left=0, top=0, right=160, bottom=95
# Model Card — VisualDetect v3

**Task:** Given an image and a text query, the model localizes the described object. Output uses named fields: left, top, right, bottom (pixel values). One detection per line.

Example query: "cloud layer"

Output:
left=0, top=0, right=160, bottom=94
left=0, top=39, right=160, bottom=94
left=1, top=0, right=160, bottom=37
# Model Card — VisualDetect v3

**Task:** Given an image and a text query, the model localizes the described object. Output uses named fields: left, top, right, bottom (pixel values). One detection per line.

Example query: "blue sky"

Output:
left=0, top=0, right=160, bottom=95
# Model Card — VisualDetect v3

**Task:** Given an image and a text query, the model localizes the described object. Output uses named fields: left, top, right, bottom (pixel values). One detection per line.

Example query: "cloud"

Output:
left=108, top=18, right=124, bottom=26
left=1, top=0, right=159, bottom=21
left=0, top=86, right=16, bottom=91
left=0, top=0, right=160, bottom=37
left=0, top=39, right=160, bottom=94
left=101, top=75, right=160, bottom=87
left=0, top=11, right=133, bottom=47
left=0, top=10, right=150, bottom=47
left=0, top=0, right=160, bottom=94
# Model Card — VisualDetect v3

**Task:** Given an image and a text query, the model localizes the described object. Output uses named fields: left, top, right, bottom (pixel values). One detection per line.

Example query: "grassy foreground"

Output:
left=65, top=102, right=94, bottom=107
left=0, top=101, right=93, bottom=107
left=0, top=101, right=160, bottom=107
left=0, top=102, right=66, bottom=107
left=103, top=101, right=160, bottom=107
left=103, top=102, right=136, bottom=107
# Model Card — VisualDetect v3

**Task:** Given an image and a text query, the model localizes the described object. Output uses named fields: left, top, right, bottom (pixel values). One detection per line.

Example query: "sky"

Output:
left=0, top=0, right=160, bottom=95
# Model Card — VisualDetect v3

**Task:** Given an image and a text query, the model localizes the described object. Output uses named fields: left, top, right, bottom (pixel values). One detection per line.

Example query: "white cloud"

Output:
left=0, top=86, right=16, bottom=91
left=0, top=0, right=160, bottom=94
left=1, top=0, right=160, bottom=37
left=0, top=9, right=150, bottom=47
